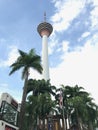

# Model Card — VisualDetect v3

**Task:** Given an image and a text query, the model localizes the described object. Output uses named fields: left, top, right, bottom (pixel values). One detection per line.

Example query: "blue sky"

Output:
left=0, top=0, right=98, bottom=104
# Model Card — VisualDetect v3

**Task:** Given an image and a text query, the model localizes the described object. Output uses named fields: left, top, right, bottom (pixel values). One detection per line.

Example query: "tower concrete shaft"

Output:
left=42, top=35, right=49, bottom=80
left=37, top=22, right=53, bottom=81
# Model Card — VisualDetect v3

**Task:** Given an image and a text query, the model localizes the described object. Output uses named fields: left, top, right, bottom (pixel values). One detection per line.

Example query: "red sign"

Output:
left=5, top=125, right=16, bottom=130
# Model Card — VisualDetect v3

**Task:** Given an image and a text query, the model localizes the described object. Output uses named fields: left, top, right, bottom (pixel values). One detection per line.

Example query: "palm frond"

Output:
left=9, top=48, right=42, bottom=78
left=18, top=49, right=27, bottom=57
left=9, top=62, right=24, bottom=75
left=29, top=49, right=36, bottom=56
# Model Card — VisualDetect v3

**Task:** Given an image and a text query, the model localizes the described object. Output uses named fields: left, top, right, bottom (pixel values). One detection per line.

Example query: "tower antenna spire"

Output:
left=44, top=12, right=46, bottom=22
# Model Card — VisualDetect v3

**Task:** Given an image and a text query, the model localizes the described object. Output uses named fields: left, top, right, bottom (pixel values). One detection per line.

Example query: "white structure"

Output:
left=37, top=15, right=53, bottom=81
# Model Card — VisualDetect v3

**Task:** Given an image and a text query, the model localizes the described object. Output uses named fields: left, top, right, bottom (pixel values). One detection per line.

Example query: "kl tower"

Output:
left=37, top=13, right=53, bottom=81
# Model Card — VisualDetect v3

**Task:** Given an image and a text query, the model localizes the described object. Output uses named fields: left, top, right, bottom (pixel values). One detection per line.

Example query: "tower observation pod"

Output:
left=37, top=14, right=53, bottom=81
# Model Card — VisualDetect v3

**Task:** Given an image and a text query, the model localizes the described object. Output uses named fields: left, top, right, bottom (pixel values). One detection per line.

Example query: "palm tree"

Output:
left=27, top=79, right=56, bottom=96
left=25, top=79, right=56, bottom=130
left=65, top=85, right=91, bottom=130
left=9, top=49, right=43, bottom=130
left=56, top=85, right=92, bottom=130
left=82, top=97, right=98, bottom=130
left=61, top=85, right=98, bottom=130
left=25, top=93, right=55, bottom=130
left=25, top=95, right=38, bottom=130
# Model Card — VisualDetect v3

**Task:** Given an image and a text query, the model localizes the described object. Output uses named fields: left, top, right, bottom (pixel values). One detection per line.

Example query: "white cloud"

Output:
left=49, top=0, right=90, bottom=55
left=29, top=34, right=98, bottom=104
left=50, top=35, right=98, bottom=104
left=78, top=32, right=90, bottom=42
left=81, top=32, right=90, bottom=38
left=29, top=68, right=42, bottom=80
left=0, top=45, right=19, bottom=67
left=90, top=0, right=98, bottom=29
left=47, top=0, right=98, bottom=105
left=48, top=35, right=59, bottom=55
left=62, top=41, right=69, bottom=52
left=51, top=0, right=86, bottom=33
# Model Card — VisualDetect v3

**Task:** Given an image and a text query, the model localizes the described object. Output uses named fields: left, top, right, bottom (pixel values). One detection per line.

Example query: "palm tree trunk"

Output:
left=76, top=113, right=83, bottom=130
left=88, top=121, right=93, bottom=130
left=67, top=114, right=71, bottom=129
left=75, top=109, right=82, bottom=130
left=19, top=72, right=29, bottom=130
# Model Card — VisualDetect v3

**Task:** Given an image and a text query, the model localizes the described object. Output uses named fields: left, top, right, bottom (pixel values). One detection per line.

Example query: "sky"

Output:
left=0, top=0, right=98, bottom=105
